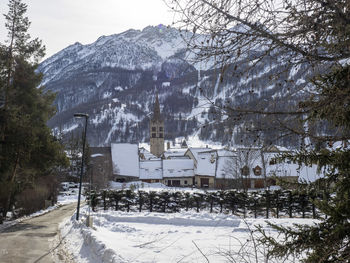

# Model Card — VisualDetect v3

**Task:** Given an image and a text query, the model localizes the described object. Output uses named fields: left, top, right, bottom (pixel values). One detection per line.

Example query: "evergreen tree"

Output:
left=0, top=0, right=67, bottom=218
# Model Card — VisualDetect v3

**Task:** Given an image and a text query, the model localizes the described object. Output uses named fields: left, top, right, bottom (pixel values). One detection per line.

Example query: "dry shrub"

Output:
left=16, top=176, right=60, bottom=217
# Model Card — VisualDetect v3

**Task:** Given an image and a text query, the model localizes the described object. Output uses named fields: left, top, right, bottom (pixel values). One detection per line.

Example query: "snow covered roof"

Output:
left=235, top=148, right=323, bottom=182
left=264, top=145, right=290, bottom=152
left=326, top=140, right=350, bottom=151
left=216, top=149, right=236, bottom=157
left=139, top=147, right=157, bottom=160
left=216, top=155, right=237, bottom=179
left=195, top=152, right=216, bottom=177
left=185, top=147, right=213, bottom=163
left=91, top=153, right=104, bottom=158
left=139, top=160, right=162, bottom=180
left=163, top=148, right=187, bottom=159
left=111, top=143, right=139, bottom=177
left=266, top=162, right=321, bottom=182
left=163, top=159, right=194, bottom=178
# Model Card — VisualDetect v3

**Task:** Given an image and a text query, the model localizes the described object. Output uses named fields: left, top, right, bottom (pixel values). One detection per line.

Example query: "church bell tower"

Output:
left=150, top=94, right=165, bottom=157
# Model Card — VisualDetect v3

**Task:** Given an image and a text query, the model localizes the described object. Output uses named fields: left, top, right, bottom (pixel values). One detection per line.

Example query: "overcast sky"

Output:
left=0, top=0, right=174, bottom=60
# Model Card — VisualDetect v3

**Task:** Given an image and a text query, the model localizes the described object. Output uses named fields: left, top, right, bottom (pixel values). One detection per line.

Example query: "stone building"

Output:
left=150, top=94, right=165, bottom=157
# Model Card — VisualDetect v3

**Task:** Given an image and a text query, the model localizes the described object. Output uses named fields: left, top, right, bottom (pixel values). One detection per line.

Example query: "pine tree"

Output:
left=259, top=66, right=350, bottom=262
left=0, top=0, right=67, bottom=218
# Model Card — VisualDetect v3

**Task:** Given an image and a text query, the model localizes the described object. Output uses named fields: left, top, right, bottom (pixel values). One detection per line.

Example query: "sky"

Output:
left=0, top=0, right=175, bottom=60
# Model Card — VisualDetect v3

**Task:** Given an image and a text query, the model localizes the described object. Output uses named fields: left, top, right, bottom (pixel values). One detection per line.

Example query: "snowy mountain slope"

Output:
left=39, top=25, right=314, bottom=147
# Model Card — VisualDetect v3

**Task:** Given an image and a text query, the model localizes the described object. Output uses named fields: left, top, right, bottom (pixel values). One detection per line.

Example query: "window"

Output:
left=152, top=133, right=156, bottom=138
left=184, top=180, right=188, bottom=185
left=159, top=127, right=163, bottom=132
left=241, top=165, right=250, bottom=176
left=159, top=133, right=163, bottom=138
left=253, top=165, right=262, bottom=176
left=269, top=159, right=276, bottom=165
left=152, top=127, right=156, bottom=132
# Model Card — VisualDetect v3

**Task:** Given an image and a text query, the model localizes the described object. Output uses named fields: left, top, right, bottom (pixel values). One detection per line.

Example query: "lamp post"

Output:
left=74, top=113, right=89, bottom=221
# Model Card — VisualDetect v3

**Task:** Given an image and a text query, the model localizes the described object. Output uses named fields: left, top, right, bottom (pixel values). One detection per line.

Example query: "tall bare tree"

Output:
left=167, top=0, right=350, bottom=144
left=166, top=0, right=350, bottom=261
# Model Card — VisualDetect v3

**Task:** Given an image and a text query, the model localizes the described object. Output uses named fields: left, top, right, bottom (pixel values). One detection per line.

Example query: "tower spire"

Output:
left=153, top=93, right=161, bottom=121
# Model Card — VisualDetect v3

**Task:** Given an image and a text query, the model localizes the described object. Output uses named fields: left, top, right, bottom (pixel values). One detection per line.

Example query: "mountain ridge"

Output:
left=39, top=25, right=312, bottom=148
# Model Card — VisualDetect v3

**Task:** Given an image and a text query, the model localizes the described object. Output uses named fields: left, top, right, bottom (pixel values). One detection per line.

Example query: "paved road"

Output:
left=0, top=202, right=77, bottom=263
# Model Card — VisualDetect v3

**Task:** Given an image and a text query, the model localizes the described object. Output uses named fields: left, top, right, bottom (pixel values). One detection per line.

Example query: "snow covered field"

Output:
left=60, top=207, right=318, bottom=263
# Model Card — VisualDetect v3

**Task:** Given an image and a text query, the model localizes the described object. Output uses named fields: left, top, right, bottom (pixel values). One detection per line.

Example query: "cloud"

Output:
left=0, top=0, right=174, bottom=59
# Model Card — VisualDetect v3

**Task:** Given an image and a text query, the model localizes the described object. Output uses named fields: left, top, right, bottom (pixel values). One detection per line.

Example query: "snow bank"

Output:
left=60, top=210, right=126, bottom=263
left=93, top=211, right=240, bottom=228
left=108, top=181, right=205, bottom=193
left=61, top=207, right=319, bottom=263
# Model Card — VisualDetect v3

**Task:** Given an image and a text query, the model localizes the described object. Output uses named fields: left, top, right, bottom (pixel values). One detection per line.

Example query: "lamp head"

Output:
left=74, top=113, right=89, bottom=118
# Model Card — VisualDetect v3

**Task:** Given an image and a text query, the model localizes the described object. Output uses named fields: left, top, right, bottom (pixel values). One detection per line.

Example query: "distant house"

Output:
left=184, top=147, right=213, bottom=166
left=194, top=151, right=217, bottom=188
left=139, top=160, right=162, bottom=183
left=215, top=149, right=238, bottom=189
left=139, top=147, right=157, bottom=160
left=111, top=143, right=139, bottom=182
left=162, top=148, right=187, bottom=159
left=162, top=159, right=194, bottom=187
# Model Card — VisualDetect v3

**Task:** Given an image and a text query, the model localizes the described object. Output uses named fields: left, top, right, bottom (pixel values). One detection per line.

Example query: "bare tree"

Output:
left=166, top=1, right=350, bottom=262
left=166, top=0, right=350, bottom=144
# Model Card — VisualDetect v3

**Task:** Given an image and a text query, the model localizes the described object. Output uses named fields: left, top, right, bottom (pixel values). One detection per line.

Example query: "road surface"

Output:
left=0, top=202, right=77, bottom=263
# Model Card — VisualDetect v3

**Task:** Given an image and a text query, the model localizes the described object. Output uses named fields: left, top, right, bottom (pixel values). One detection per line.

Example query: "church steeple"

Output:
left=152, top=93, right=161, bottom=121
left=150, top=93, right=165, bottom=157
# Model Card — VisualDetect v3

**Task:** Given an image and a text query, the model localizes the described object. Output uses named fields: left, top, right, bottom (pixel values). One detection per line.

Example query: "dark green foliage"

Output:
left=148, top=191, right=156, bottom=212
left=0, top=0, right=68, bottom=219
left=110, top=190, right=123, bottom=211
left=122, top=189, right=135, bottom=212
left=192, top=192, right=204, bottom=212
left=205, top=191, right=218, bottom=213
left=158, top=191, right=171, bottom=212
left=136, top=190, right=146, bottom=212
left=224, top=190, right=237, bottom=215
left=170, top=191, right=182, bottom=213
left=258, top=65, right=350, bottom=263
left=90, top=190, right=99, bottom=212
left=89, top=188, right=324, bottom=218
left=182, top=192, right=193, bottom=211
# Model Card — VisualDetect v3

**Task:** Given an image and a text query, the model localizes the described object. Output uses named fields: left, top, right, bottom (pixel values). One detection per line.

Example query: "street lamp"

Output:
left=74, top=113, right=89, bottom=221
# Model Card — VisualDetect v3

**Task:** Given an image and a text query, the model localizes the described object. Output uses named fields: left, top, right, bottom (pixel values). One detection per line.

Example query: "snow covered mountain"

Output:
left=39, top=25, right=312, bottom=147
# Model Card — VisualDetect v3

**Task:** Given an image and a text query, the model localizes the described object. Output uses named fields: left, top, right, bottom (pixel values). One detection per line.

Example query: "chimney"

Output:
left=206, top=145, right=208, bottom=148
left=167, top=141, right=171, bottom=150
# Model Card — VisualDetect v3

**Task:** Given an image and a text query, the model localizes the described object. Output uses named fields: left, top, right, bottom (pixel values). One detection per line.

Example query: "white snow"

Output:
left=60, top=207, right=319, bottom=263
left=139, top=160, right=163, bottom=180
left=161, top=82, right=171, bottom=88
left=195, top=152, right=217, bottom=176
left=91, top=153, right=104, bottom=158
left=63, top=123, right=79, bottom=133
left=163, top=159, right=194, bottom=178
left=111, top=143, right=139, bottom=177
